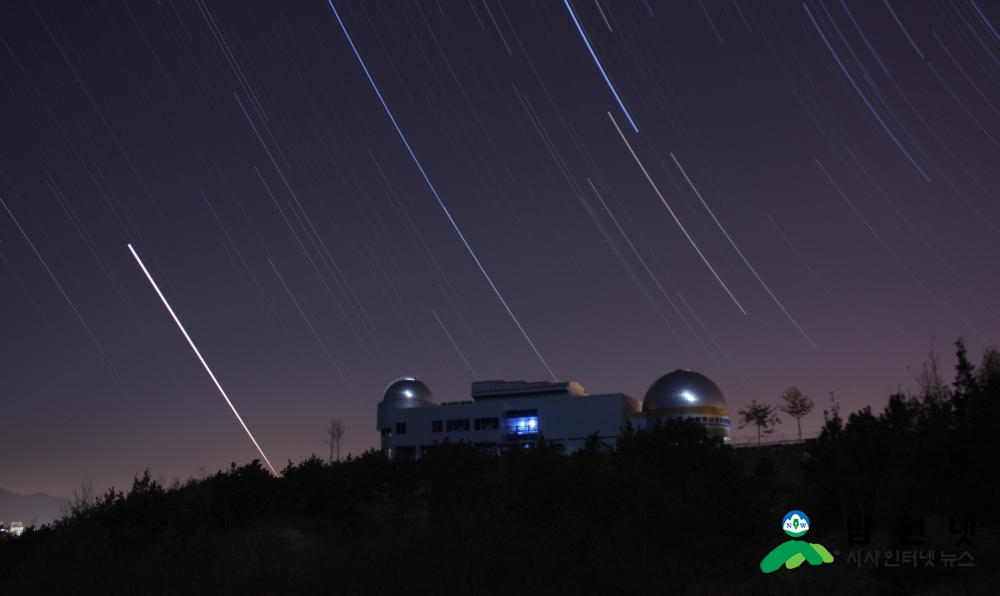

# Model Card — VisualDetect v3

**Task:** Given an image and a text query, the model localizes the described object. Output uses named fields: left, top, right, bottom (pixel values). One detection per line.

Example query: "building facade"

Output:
left=376, top=369, right=731, bottom=458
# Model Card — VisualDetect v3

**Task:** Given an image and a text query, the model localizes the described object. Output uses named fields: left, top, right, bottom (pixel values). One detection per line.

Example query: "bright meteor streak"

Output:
left=128, top=244, right=277, bottom=476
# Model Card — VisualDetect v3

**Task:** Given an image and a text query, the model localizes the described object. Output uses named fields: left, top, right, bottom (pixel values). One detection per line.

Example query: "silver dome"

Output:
left=643, top=369, right=728, bottom=415
left=382, top=376, right=434, bottom=406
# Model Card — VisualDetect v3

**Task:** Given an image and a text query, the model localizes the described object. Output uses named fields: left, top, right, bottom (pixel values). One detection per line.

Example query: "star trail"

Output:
left=1, top=1, right=998, bottom=497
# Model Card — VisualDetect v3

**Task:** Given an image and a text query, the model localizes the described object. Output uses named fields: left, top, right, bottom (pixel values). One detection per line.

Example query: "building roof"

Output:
left=471, top=379, right=588, bottom=400
left=382, top=376, right=434, bottom=405
left=642, top=369, right=729, bottom=415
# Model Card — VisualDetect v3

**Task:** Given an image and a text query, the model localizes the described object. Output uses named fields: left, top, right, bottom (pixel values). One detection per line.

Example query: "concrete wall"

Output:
left=378, top=392, right=640, bottom=457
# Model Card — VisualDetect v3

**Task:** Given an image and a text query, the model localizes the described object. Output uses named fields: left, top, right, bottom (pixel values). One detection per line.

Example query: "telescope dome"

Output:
left=643, top=369, right=728, bottom=415
left=382, top=376, right=434, bottom=406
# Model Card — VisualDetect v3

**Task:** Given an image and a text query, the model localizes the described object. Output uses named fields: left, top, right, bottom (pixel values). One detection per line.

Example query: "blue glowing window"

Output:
left=504, top=409, right=539, bottom=438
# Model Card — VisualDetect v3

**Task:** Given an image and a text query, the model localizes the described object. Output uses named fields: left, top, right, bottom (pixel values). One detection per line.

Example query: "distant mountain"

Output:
left=0, top=487, right=66, bottom=528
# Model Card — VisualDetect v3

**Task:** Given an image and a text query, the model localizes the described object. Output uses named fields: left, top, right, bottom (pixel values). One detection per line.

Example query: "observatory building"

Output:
left=376, top=369, right=731, bottom=458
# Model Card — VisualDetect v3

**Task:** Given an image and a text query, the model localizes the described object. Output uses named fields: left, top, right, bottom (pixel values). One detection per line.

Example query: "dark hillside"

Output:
left=1, top=341, right=997, bottom=595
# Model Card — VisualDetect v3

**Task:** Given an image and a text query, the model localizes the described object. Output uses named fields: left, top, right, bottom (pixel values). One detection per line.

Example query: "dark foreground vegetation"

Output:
left=1, top=341, right=997, bottom=595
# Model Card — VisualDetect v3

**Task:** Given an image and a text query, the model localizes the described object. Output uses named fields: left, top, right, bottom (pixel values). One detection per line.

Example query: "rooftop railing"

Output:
left=729, top=431, right=820, bottom=448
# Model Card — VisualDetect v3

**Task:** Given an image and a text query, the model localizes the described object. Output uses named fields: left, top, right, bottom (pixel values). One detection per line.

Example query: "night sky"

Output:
left=2, top=1, right=999, bottom=497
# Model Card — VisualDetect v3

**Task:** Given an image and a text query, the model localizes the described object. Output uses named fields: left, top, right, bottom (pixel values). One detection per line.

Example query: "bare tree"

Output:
left=61, top=473, right=97, bottom=519
left=908, top=336, right=949, bottom=405
left=738, top=400, right=781, bottom=446
left=779, top=386, right=814, bottom=441
left=823, top=391, right=841, bottom=424
left=324, top=417, right=345, bottom=463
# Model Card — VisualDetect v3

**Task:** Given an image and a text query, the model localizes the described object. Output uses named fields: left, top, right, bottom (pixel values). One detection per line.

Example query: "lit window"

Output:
left=504, top=409, right=539, bottom=438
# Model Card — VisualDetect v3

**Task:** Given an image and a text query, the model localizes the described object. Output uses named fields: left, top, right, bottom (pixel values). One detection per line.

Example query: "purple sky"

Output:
left=2, top=0, right=998, bottom=497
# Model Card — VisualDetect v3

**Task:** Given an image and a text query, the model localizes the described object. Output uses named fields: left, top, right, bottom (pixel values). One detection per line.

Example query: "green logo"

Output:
left=761, top=510, right=834, bottom=572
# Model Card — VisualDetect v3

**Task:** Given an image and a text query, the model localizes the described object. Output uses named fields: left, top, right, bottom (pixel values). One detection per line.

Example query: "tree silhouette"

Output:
left=738, top=400, right=781, bottom=446
left=323, top=418, right=345, bottom=463
left=909, top=337, right=949, bottom=405
left=7, top=338, right=1000, bottom=594
left=976, top=347, right=1000, bottom=388
left=779, top=386, right=814, bottom=441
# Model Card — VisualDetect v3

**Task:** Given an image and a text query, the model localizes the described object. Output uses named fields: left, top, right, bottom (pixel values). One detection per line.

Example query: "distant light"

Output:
left=528, top=419, right=536, bottom=428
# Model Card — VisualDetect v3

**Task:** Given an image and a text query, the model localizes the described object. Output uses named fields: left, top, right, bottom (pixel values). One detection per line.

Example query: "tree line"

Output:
left=737, top=385, right=815, bottom=445
left=0, top=339, right=995, bottom=594
left=801, top=339, right=999, bottom=527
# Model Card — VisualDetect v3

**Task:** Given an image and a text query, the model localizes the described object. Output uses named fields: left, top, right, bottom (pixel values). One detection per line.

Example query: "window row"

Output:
left=690, top=416, right=730, bottom=426
left=394, top=443, right=504, bottom=459
left=428, top=417, right=500, bottom=433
